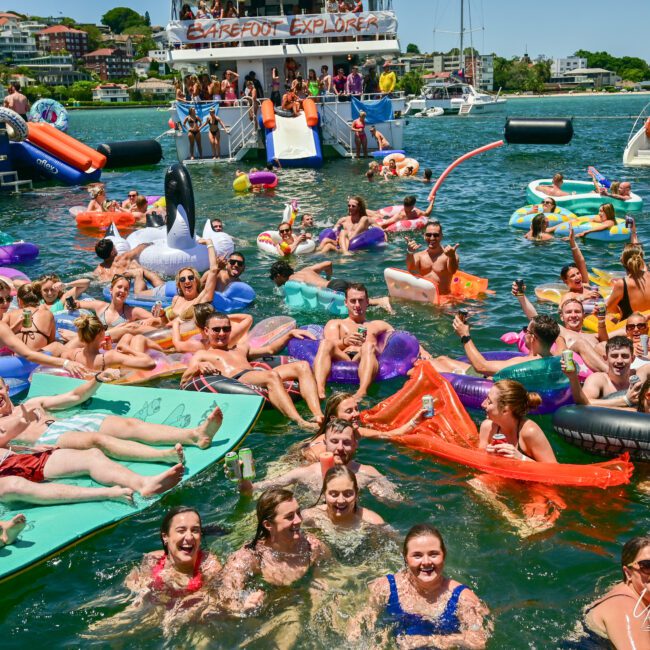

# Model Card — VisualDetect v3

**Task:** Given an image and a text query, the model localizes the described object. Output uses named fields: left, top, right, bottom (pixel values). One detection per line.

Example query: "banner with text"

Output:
left=166, top=11, right=397, bottom=45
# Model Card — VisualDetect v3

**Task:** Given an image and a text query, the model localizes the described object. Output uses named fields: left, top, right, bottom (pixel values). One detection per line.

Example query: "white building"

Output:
left=551, top=56, right=587, bottom=76
left=129, top=77, right=175, bottom=99
left=92, top=83, right=129, bottom=103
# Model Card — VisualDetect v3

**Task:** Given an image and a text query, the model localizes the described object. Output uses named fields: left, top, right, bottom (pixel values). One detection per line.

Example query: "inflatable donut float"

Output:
left=257, top=231, right=316, bottom=257
left=0, top=107, right=28, bottom=141
left=29, top=98, right=68, bottom=132
left=375, top=205, right=428, bottom=232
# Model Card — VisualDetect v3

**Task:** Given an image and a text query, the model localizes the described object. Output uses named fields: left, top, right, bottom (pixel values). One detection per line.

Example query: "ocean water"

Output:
left=0, top=95, right=649, bottom=648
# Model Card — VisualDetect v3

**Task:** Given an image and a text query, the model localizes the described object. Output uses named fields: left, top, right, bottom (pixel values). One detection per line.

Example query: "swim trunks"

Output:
left=326, top=279, right=350, bottom=293
left=0, top=449, right=54, bottom=482
left=35, top=413, right=108, bottom=446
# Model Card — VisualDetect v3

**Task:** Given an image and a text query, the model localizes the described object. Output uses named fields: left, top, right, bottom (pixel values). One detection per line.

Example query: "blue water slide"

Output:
left=263, top=112, right=322, bottom=168
left=9, top=140, right=102, bottom=185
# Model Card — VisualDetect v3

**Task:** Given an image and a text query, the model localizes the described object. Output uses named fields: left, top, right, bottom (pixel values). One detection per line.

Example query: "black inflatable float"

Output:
left=552, top=405, right=649, bottom=460
left=96, top=139, right=163, bottom=169
left=504, top=117, right=573, bottom=145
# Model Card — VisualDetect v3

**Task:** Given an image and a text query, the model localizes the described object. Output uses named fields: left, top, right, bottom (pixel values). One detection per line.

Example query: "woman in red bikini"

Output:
left=125, top=506, right=222, bottom=606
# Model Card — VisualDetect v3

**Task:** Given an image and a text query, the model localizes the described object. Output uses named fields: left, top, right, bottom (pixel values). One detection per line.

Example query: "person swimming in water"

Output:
left=349, top=524, right=490, bottom=647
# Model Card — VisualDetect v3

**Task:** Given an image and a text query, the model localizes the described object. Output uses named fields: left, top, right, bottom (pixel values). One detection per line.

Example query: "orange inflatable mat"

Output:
left=75, top=211, right=136, bottom=229
left=361, top=362, right=633, bottom=488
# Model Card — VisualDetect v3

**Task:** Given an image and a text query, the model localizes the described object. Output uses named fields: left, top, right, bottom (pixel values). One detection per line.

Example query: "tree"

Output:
left=406, top=43, right=421, bottom=55
left=135, top=37, right=157, bottom=60
left=68, top=80, right=96, bottom=102
left=144, top=11, right=151, bottom=27
left=78, top=24, right=103, bottom=51
left=101, top=7, right=146, bottom=34
left=396, top=70, right=424, bottom=96
left=574, top=49, right=650, bottom=82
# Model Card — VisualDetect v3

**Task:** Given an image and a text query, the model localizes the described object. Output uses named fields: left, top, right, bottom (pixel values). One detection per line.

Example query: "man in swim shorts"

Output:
left=430, top=314, right=561, bottom=377
left=563, top=336, right=648, bottom=408
left=0, top=374, right=224, bottom=453
left=3, top=82, right=30, bottom=120
left=405, top=221, right=459, bottom=296
left=180, top=312, right=323, bottom=430
left=512, top=283, right=608, bottom=372
left=239, top=418, right=401, bottom=502
left=313, top=283, right=395, bottom=400
left=378, top=195, right=435, bottom=230
left=269, top=260, right=394, bottom=313
left=319, top=196, right=376, bottom=254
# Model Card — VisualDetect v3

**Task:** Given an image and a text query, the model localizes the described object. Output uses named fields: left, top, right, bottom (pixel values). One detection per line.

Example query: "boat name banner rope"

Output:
left=166, top=11, right=397, bottom=44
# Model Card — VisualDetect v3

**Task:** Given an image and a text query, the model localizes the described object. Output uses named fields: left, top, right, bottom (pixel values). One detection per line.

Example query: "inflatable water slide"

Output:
left=260, top=98, right=323, bottom=168
left=9, top=122, right=106, bottom=185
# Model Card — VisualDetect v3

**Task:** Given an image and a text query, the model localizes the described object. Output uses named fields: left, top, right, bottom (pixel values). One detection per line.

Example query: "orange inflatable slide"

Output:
left=361, top=362, right=632, bottom=488
left=27, top=123, right=106, bottom=172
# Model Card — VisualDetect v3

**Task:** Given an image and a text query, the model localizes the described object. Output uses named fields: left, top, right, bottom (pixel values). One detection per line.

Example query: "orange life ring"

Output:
left=645, top=118, right=650, bottom=139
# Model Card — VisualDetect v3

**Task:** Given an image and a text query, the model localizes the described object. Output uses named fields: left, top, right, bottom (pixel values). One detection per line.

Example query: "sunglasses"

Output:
left=279, top=228, right=291, bottom=234
left=424, top=232, right=441, bottom=238
left=0, top=296, right=11, bottom=305
left=228, top=259, right=244, bottom=267
left=179, top=274, right=196, bottom=283
left=626, top=323, right=648, bottom=332
left=209, top=325, right=232, bottom=333
left=627, top=559, right=650, bottom=574
left=128, top=193, right=137, bottom=198
left=347, top=204, right=358, bottom=209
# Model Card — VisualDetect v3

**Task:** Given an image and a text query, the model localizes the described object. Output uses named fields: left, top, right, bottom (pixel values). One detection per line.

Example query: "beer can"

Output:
left=515, top=279, right=525, bottom=295
left=22, top=309, right=32, bottom=328
left=152, top=300, right=163, bottom=318
left=629, top=374, right=641, bottom=386
left=492, top=432, right=507, bottom=445
left=595, top=300, right=606, bottom=316
left=457, top=309, right=469, bottom=323
left=65, top=296, right=76, bottom=311
left=357, top=326, right=367, bottom=339
left=422, top=395, right=435, bottom=418
left=239, top=448, right=255, bottom=480
left=102, top=335, right=112, bottom=351
left=625, top=215, right=634, bottom=229
left=224, top=451, right=241, bottom=481
left=561, top=350, right=576, bottom=373
left=641, top=334, right=649, bottom=357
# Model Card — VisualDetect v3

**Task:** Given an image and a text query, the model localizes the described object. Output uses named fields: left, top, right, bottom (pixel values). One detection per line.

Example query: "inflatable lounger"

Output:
left=362, top=362, right=633, bottom=488
left=0, top=374, right=263, bottom=583
left=526, top=179, right=643, bottom=215
left=283, top=281, right=347, bottom=317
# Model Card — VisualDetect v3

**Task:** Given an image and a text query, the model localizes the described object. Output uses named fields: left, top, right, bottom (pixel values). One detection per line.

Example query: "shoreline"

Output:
left=505, top=91, right=650, bottom=100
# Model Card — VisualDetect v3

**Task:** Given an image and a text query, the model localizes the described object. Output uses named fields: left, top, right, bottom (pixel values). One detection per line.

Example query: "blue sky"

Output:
left=13, top=0, right=650, bottom=61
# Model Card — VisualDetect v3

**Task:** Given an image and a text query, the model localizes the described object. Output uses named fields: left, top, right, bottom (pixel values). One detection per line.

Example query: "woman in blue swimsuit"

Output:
left=351, top=524, right=490, bottom=647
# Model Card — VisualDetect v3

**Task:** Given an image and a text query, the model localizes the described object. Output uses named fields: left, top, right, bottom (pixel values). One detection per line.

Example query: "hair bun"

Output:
left=527, top=391, right=542, bottom=410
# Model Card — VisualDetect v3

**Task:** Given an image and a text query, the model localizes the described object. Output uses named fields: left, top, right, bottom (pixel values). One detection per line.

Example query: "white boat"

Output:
left=412, top=106, right=444, bottom=118
left=623, top=102, right=650, bottom=167
left=156, top=0, right=406, bottom=166
left=406, top=80, right=505, bottom=115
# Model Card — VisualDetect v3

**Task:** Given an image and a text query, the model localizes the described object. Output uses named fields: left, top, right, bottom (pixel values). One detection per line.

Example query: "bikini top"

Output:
left=73, top=348, right=106, bottom=371
left=384, top=574, right=467, bottom=637
left=98, top=305, right=128, bottom=328
left=151, top=551, right=204, bottom=596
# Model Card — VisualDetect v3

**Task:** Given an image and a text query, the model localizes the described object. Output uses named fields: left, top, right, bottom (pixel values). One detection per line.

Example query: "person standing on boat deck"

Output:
left=319, top=65, right=333, bottom=97
left=183, top=106, right=203, bottom=160
left=332, top=68, right=348, bottom=99
left=351, top=111, right=368, bottom=158
left=270, top=67, right=282, bottom=106
left=345, top=66, right=363, bottom=97
left=203, top=107, right=228, bottom=160
left=379, top=61, right=396, bottom=95
left=246, top=71, right=264, bottom=99
left=364, top=68, right=379, bottom=95
left=3, top=82, right=29, bottom=120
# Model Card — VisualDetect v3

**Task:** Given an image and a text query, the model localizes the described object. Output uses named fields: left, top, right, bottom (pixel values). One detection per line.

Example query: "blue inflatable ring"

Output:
left=29, top=98, right=69, bottom=132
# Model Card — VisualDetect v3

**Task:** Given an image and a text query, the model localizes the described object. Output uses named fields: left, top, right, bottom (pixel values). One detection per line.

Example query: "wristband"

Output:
left=62, top=360, right=70, bottom=369
left=624, top=395, right=633, bottom=407
left=460, top=335, right=471, bottom=345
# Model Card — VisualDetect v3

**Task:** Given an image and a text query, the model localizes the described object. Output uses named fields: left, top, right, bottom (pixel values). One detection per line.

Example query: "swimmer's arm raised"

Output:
left=568, top=227, right=590, bottom=286
left=453, top=317, right=501, bottom=376
left=511, top=281, right=538, bottom=319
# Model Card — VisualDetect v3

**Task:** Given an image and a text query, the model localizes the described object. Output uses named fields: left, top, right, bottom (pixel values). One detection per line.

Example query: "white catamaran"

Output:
left=155, top=0, right=407, bottom=166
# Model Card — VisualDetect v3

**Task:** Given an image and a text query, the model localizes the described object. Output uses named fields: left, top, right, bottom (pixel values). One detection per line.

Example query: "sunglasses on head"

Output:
left=424, top=232, right=441, bottom=238
left=179, top=274, right=196, bottom=283
left=626, top=323, right=648, bottom=331
left=228, top=259, right=244, bottom=267
left=209, top=325, right=231, bottom=333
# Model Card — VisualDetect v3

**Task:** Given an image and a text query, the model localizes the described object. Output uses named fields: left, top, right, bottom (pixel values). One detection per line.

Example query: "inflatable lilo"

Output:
left=287, top=324, right=419, bottom=384
left=553, top=405, right=650, bottom=461
left=318, top=226, right=386, bottom=251
left=374, top=205, right=428, bottom=233
left=442, top=356, right=573, bottom=415
left=283, top=281, right=347, bottom=317
left=384, top=268, right=491, bottom=306
left=0, top=231, right=38, bottom=264
left=361, top=362, right=632, bottom=488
